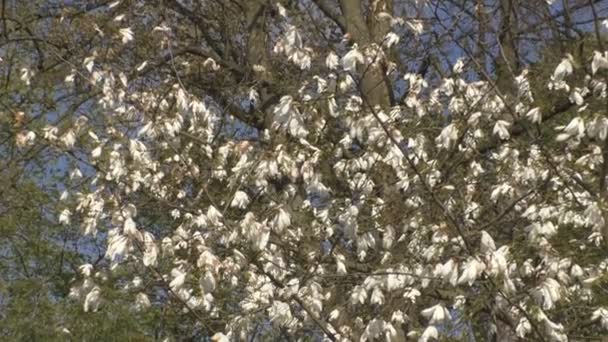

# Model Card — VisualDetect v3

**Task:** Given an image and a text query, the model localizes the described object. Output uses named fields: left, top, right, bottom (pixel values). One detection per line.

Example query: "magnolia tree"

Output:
left=6, top=0, right=608, bottom=340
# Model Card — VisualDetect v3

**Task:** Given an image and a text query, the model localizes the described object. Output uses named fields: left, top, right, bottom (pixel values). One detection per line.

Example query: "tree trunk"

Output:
left=339, top=0, right=392, bottom=109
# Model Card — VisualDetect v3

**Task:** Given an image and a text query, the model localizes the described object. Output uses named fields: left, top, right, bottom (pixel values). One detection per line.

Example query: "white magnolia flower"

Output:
left=516, top=69, right=534, bottom=102
left=84, top=286, right=101, bottom=312
left=435, top=123, right=458, bottom=149
left=83, top=56, right=95, bottom=72
left=553, top=54, right=574, bottom=82
left=169, top=268, right=186, bottom=292
left=328, top=309, right=340, bottom=321
left=526, top=107, right=542, bottom=123
left=418, top=325, right=438, bottom=342
left=534, top=278, right=562, bottom=310
left=556, top=116, right=585, bottom=142
left=207, top=205, right=223, bottom=226
left=406, top=20, right=424, bottom=35
left=362, top=318, right=385, bottom=340
left=480, top=230, right=496, bottom=254
left=458, top=257, right=486, bottom=285
left=272, top=207, right=291, bottom=232
left=203, top=57, right=220, bottom=71
left=421, top=304, right=450, bottom=324
left=119, top=27, right=133, bottom=44
left=342, top=44, right=364, bottom=72
left=569, top=88, right=584, bottom=105
left=105, top=231, right=128, bottom=264
left=493, top=120, right=511, bottom=140
left=434, top=259, right=458, bottom=286
left=384, top=32, right=400, bottom=48
left=134, top=292, right=151, bottom=311
left=20, top=68, right=33, bottom=85
left=142, top=232, right=158, bottom=267
left=592, top=51, right=608, bottom=74
left=326, top=51, right=339, bottom=69
left=79, top=264, right=93, bottom=277
left=536, top=310, right=567, bottom=341
left=370, top=287, right=385, bottom=305
left=588, top=117, right=608, bottom=140
left=59, top=209, right=71, bottom=225
left=153, top=23, right=171, bottom=33
left=268, top=301, right=294, bottom=327
left=15, top=131, right=36, bottom=148
left=351, top=285, right=367, bottom=305
left=516, top=317, right=532, bottom=338
left=123, top=217, right=140, bottom=239
left=571, top=264, right=585, bottom=279
left=211, top=333, right=230, bottom=342
left=592, top=308, right=608, bottom=330
left=335, top=253, right=347, bottom=275
left=563, top=116, right=585, bottom=136
left=230, top=190, right=250, bottom=209
left=273, top=95, right=308, bottom=137
left=487, top=246, right=510, bottom=277
left=61, top=130, right=76, bottom=148
left=452, top=58, right=465, bottom=74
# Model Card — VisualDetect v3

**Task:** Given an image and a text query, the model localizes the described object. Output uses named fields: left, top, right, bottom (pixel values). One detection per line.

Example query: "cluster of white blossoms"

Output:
left=11, top=1, right=604, bottom=341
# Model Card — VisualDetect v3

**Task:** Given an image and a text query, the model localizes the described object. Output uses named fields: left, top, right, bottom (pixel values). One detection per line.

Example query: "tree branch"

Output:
left=311, top=0, right=346, bottom=33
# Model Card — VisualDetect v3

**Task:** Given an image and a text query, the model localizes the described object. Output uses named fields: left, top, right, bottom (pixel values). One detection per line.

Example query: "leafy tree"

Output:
left=3, top=0, right=608, bottom=341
